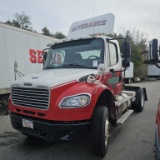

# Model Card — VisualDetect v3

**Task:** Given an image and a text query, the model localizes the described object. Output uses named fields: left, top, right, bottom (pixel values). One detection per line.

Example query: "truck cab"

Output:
left=9, top=13, right=147, bottom=157
left=44, top=36, right=123, bottom=95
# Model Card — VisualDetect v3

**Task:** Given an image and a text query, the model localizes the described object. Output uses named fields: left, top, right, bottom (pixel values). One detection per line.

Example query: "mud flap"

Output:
left=142, top=88, right=148, bottom=101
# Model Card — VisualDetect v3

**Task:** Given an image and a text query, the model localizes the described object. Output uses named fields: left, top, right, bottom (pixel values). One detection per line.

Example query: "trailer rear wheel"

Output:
left=134, top=89, right=145, bottom=112
left=125, top=78, right=132, bottom=84
left=91, top=106, right=109, bottom=157
left=128, top=78, right=132, bottom=84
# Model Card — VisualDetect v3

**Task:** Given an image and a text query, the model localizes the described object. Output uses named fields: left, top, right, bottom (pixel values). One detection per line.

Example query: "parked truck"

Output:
left=124, top=61, right=134, bottom=83
left=0, top=22, right=57, bottom=115
left=8, top=13, right=147, bottom=157
left=146, top=39, right=160, bottom=160
left=147, top=64, right=160, bottom=79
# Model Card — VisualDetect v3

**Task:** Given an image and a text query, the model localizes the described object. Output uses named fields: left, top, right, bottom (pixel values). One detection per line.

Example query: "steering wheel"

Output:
left=88, top=55, right=99, bottom=59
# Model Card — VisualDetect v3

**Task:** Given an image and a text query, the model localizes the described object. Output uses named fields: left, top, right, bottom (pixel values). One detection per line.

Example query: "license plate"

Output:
left=22, top=119, right=33, bottom=129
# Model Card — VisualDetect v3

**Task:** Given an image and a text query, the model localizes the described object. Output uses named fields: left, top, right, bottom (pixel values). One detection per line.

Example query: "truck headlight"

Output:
left=60, top=94, right=91, bottom=108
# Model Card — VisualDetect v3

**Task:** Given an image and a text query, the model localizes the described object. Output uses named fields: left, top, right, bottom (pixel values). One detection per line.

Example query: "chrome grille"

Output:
left=12, top=87, right=49, bottom=109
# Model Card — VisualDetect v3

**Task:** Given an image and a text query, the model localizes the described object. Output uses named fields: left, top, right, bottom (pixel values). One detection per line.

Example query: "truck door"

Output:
left=104, top=40, right=123, bottom=95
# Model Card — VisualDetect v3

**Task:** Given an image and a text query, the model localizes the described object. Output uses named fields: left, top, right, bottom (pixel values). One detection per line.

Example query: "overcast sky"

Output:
left=0, top=0, right=160, bottom=41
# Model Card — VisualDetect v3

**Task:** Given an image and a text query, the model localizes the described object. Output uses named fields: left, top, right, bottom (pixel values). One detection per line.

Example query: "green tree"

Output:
left=5, top=11, right=32, bottom=30
left=125, top=30, right=148, bottom=78
left=108, top=29, right=148, bottom=79
left=5, top=19, right=20, bottom=28
left=42, top=27, right=52, bottom=36
left=15, top=12, right=32, bottom=29
left=5, top=20, right=12, bottom=25
left=53, top=31, right=65, bottom=39
left=12, top=20, right=21, bottom=28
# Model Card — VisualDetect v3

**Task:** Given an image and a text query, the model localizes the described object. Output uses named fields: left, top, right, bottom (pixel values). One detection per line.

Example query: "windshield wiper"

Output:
left=44, top=63, right=93, bottom=69
left=60, top=63, right=85, bottom=68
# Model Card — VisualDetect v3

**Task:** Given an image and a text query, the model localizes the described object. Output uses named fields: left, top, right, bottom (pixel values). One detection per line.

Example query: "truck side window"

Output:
left=108, top=42, right=118, bottom=67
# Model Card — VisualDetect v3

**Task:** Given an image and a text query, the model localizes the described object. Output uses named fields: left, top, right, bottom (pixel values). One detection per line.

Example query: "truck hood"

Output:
left=12, top=68, right=98, bottom=89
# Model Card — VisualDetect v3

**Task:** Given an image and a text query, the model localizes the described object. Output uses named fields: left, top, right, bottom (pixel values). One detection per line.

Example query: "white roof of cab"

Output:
left=47, top=35, right=112, bottom=47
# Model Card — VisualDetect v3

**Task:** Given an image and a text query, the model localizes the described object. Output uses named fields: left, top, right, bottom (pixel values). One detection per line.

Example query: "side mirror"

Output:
left=121, top=40, right=131, bottom=59
left=97, top=63, right=105, bottom=75
left=122, top=58, right=130, bottom=68
left=42, top=49, right=49, bottom=66
left=149, top=39, right=159, bottom=61
left=43, top=52, right=47, bottom=62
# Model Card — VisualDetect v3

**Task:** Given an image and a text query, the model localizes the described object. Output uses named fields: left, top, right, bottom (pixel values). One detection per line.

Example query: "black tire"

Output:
left=125, top=78, right=132, bottom=84
left=134, top=89, right=145, bottom=112
left=91, top=106, right=109, bottom=157
left=128, top=78, right=132, bottom=84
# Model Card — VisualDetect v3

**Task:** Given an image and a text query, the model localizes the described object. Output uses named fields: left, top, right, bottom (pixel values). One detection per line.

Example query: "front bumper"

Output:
left=10, top=112, right=90, bottom=141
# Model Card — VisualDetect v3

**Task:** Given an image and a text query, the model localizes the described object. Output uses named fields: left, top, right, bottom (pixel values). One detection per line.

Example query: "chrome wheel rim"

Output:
left=141, top=92, right=144, bottom=107
left=105, top=119, right=109, bottom=146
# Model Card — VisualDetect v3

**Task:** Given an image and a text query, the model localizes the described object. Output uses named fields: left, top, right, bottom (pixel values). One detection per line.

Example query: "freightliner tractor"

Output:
left=9, top=13, right=148, bottom=157
left=144, top=39, right=160, bottom=160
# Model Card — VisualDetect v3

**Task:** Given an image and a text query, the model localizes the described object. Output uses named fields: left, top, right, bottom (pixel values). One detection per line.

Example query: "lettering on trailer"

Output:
left=71, top=20, right=107, bottom=32
left=29, top=49, right=43, bottom=63
left=29, top=49, right=62, bottom=64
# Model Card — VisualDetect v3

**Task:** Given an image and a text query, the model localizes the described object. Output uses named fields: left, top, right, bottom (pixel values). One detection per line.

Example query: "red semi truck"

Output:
left=9, top=13, right=147, bottom=157
left=147, top=39, right=160, bottom=160
left=156, top=98, right=160, bottom=160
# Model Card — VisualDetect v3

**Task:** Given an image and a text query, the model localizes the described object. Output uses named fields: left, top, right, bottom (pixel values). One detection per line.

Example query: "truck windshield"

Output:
left=44, top=38, right=104, bottom=69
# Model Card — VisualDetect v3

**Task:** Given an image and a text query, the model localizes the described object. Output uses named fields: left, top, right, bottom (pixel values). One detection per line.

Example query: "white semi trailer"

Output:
left=124, top=61, right=134, bottom=83
left=147, top=64, right=160, bottom=79
left=0, top=22, right=57, bottom=115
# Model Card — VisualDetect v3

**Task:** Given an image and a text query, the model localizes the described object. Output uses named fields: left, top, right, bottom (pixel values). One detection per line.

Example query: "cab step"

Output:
left=117, top=110, right=134, bottom=125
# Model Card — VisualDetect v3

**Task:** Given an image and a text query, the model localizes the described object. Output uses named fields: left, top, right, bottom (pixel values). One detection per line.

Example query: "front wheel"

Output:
left=91, top=106, right=109, bottom=157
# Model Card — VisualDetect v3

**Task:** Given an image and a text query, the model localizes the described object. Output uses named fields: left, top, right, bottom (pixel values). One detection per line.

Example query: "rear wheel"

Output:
left=91, top=106, right=109, bottom=157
